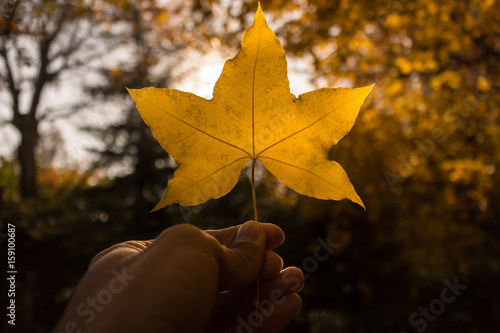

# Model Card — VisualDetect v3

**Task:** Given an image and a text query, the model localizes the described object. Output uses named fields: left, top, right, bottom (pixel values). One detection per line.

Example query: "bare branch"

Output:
left=49, top=18, right=89, bottom=63
left=39, top=101, right=94, bottom=122
left=28, top=8, right=67, bottom=121
left=0, top=44, right=21, bottom=129
left=50, top=36, right=128, bottom=78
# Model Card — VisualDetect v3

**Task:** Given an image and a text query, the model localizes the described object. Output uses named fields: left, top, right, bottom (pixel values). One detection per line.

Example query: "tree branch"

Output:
left=49, top=18, right=89, bottom=63
left=28, top=9, right=67, bottom=122
left=0, top=44, right=21, bottom=129
left=39, top=101, right=94, bottom=122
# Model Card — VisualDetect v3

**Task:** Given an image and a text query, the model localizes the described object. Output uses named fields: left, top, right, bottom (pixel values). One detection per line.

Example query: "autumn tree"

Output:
left=0, top=0, right=184, bottom=198
left=0, top=0, right=103, bottom=196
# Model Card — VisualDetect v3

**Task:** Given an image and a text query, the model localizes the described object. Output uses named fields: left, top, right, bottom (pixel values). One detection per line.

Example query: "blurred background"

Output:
left=1, top=0, right=499, bottom=332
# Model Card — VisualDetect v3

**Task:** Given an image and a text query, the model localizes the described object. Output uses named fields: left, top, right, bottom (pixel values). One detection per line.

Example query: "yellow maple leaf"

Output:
left=128, top=4, right=373, bottom=212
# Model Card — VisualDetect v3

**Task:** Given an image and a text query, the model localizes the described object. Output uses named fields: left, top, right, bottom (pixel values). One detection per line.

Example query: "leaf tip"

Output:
left=362, top=82, right=376, bottom=95
left=149, top=201, right=166, bottom=213
left=358, top=200, right=366, bottom=211
left=350, top=195, right=366, bottom=211
left=254, top=1, right=266, bottom=25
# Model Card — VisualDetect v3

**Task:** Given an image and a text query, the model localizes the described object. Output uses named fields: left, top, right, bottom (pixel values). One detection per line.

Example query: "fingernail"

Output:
left=235, top=222, right=261, bottom=242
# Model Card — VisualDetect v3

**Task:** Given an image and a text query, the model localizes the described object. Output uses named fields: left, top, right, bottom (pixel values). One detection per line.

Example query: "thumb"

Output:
left=217, top=221, right=267, bottom=291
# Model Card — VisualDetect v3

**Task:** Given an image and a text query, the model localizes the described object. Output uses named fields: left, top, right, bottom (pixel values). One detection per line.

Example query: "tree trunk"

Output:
left=17, top=115, right=39, bottom=198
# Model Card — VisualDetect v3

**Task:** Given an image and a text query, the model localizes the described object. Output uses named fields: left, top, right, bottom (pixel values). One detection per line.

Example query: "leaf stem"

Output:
left=251, top=158, right=259, bottom=222
left=251, top=158, right=259, bottom=332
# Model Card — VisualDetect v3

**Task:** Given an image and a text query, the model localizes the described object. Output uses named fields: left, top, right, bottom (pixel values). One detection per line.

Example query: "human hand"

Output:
left=55, top=221, right=304, bottom=333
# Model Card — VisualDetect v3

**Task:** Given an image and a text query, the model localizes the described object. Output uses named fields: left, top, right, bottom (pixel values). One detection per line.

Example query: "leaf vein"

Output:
left=258, top=156, right=343, bottom=191
left=251, top=26, right=262, bottom=157
left=256, top=96, right=356, bottom=157
left=147, top=99, right=252, bottom=157
left=182, top=156, right=249, bottom=193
